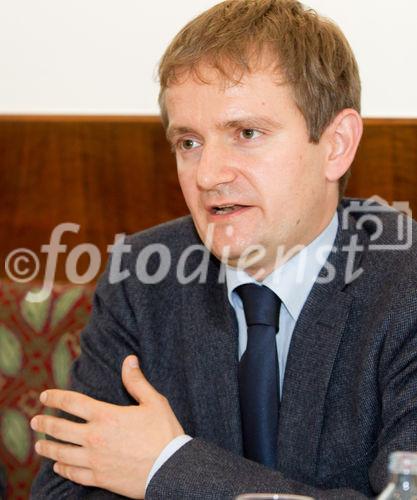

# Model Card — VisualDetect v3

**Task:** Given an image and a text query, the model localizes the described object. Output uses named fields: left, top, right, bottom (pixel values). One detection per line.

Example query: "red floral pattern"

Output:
left=0, top=280, right=94, bottom=500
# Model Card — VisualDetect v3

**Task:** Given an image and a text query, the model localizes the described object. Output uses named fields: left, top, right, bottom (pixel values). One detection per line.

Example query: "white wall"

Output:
left=0, top=0, right=416, bottom=117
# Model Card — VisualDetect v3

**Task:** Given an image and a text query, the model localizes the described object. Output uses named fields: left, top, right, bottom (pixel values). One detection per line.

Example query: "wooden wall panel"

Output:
left=347, top=119, right=417, bottom=209
left=0, top=116, right=185, bottom=281
left=0, top=116, right=416, bottom=282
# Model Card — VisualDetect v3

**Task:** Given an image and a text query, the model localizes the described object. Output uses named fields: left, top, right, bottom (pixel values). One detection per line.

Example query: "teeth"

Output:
left=214, top=205, right=237, bottom=214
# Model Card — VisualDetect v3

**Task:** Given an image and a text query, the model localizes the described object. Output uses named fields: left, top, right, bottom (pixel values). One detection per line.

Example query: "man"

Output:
left=31, top=1, right=417, bottom=499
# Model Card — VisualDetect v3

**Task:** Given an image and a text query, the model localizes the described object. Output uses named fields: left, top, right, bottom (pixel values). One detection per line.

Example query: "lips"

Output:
left=204, top=202, right=253, bottom=219
left=210, top=204, right=247, bottom=215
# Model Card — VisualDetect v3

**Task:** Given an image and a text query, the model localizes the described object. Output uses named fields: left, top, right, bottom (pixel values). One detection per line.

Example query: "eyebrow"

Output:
left=165, top=115, right=282, bottom=143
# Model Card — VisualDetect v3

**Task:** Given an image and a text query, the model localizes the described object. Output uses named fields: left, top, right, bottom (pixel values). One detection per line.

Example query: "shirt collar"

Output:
left=225, top=212, right=338, bottom=321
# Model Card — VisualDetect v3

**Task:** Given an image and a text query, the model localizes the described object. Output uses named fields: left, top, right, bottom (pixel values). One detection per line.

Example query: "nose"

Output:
left=196, top=141, right=237, bottom=191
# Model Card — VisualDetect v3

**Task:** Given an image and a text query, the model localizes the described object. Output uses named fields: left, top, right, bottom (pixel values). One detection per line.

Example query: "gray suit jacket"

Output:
left=31, top=199, right=417, bottom=499
left=0, top=463, right=6, bottom=500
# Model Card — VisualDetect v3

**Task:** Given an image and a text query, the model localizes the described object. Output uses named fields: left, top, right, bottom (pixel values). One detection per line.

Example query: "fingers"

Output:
left=39, top=389, right=99, bottom=421
left=35, top=439, right=89, bottom=469
left=53, top=462, right=96, bottom=487
left=121, top=355, right=160, bottom=404
left=30, top=414, right=87, bottom=446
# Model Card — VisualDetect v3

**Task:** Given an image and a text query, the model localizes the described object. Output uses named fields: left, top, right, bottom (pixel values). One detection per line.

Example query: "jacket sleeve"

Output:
left=146, top=438, right=368, bottom=500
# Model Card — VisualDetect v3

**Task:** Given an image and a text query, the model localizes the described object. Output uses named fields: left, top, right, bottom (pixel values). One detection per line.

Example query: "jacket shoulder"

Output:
left=127, top=215, right=199, bottom=252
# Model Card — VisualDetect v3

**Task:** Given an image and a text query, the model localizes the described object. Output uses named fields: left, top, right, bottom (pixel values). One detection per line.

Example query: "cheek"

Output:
left=177, top=168, right=194, bottom=201
left=253, top=151, right=316, bottom=218
left=253, top=153, right=301, bottom=197
left=177, top=169, right=206, bottom=222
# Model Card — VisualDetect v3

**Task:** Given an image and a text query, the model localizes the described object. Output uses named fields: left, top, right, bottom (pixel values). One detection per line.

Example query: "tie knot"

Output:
left=236, top=283, right=281, bottom=330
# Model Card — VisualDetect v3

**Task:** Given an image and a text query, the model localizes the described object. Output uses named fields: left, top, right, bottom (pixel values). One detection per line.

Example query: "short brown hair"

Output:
left=158, top=0, right=361, bottom=196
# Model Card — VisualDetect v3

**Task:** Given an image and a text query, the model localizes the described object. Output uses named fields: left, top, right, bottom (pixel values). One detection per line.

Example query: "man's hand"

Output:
left=30, top=355, right=184, bottom=499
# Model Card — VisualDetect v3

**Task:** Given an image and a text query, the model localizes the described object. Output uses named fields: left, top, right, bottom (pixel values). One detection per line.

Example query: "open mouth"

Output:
left=210, top=204, right=247, bottom=215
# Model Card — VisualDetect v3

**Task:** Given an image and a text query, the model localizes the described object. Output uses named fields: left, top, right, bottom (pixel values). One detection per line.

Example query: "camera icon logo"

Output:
left=342, top=195, right=413, bottom=251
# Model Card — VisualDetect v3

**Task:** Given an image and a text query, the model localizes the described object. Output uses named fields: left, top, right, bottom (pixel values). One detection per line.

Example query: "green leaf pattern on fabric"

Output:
left=1, top=409, right=31, bottom=462
left=0, top=325, right=22, bottom=376
left=52, top=333, right=73, bottom=388
left=50, top=287, right=84, bottom=329
left=20, top=294, right=50, bottom=332
left=0, top=281, right=95, bottom=499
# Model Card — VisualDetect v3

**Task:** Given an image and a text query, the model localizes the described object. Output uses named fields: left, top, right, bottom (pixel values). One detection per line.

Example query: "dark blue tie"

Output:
left=237, top=283, right=281, bottom=469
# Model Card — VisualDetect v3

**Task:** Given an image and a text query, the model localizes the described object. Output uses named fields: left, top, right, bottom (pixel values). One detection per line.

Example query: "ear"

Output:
left=323, top=109, right=363, bottom=182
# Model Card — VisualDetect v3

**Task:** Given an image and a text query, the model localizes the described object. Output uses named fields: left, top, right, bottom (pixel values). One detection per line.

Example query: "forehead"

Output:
left=164, top=65, right=298, bottom=128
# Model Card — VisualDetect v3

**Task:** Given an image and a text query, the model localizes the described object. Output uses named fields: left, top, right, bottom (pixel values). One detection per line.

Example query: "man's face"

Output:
left=164, top=64, right=338, bottom=278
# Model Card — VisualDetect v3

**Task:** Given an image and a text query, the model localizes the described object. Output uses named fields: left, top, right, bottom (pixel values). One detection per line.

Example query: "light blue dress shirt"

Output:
left=146, top=212, right=339, bottom=489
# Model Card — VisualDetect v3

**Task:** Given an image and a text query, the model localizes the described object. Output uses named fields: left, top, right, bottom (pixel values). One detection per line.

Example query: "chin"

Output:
left=212, top=242, right=264, bottom=269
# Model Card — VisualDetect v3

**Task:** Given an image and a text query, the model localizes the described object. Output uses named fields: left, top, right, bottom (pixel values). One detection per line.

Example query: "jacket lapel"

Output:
left=277, top=286, right=353, bottom=480
left=180, top=254, right=243, bottom=455
left=277, top=209, right=367, bottom=481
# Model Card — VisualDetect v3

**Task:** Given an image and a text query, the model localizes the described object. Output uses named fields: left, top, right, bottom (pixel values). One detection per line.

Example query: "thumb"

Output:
left=121, top=355, right=157, bottom=404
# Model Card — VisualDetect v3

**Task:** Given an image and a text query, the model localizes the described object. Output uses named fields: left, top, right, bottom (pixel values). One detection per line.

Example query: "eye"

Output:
left=178, top=138, right=201, bottom=151
left=240, top=128, right=262, bottom=140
